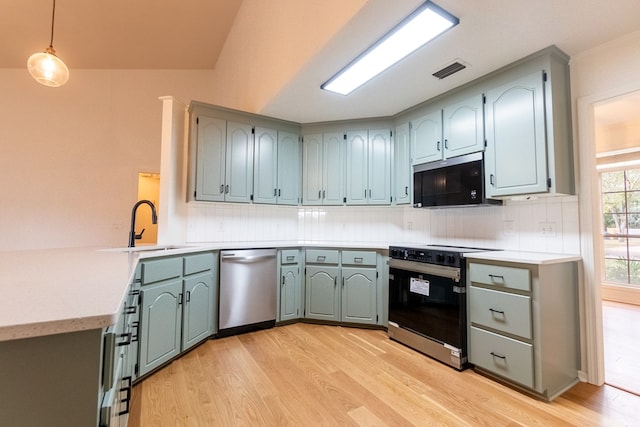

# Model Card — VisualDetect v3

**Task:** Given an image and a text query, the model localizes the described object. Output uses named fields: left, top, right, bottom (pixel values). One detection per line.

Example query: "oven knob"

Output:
left=436, top=253, right=445, bottom=263
left=447, top=255, right=457, bottom=264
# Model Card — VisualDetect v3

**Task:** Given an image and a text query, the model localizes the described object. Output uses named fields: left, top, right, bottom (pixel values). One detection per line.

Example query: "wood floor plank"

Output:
left=129, top=323, right=640, bottom=426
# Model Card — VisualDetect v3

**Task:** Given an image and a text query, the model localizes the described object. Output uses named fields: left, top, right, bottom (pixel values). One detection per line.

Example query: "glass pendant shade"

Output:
left=27, top=46, right=69, bottom=87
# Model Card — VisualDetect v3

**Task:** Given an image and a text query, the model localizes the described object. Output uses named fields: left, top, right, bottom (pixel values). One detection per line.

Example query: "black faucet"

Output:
left=128, top=200, right=158, bottom=247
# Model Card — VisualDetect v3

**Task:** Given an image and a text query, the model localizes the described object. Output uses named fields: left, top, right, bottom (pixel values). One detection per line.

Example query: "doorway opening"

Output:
left=136, top=172, right=160, bottom=245
left=594, top=91, right=640, bottom=396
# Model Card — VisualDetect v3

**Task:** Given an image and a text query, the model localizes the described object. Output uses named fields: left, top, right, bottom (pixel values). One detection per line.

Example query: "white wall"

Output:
left=0, top=69, right=212, bottom=250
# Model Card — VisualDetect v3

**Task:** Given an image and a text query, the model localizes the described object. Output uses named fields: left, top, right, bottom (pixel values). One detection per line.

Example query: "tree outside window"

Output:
left=601, top=168, right=640, bottom=285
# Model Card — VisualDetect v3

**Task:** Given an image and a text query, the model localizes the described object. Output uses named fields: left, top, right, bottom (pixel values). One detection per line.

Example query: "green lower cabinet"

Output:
left=341, top=267, right=377, bottom=325
left=139, top=278, right=183, bottom=377
left=280, top=264, right=302, bottom=321
left=305, top=265, right=340, bottom=321
left=182, top=271, right=216, bottom=351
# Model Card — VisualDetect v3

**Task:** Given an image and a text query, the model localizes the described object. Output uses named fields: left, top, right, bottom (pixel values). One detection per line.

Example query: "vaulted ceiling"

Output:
left=3, top=0, right=640, bottom=123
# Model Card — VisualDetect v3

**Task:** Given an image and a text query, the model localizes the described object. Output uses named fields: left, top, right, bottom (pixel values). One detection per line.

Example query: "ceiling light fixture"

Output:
left=321, top=1, right=458, bottom=96
left=27, top=0, right=69, bottom=87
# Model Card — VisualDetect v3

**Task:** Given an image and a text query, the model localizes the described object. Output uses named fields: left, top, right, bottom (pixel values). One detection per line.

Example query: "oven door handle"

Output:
left=388, top=258, right=461, bottom=282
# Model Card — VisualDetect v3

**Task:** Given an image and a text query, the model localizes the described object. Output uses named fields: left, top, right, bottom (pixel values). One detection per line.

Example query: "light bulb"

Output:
left=27, top=47, right=69, bottom=87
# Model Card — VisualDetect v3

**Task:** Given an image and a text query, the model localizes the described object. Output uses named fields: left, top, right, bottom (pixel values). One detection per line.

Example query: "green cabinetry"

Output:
left=302, top=133, right=345, bottom=205
left=304, top=249, right=383, bottom=326
left=277, top=249, right=303, bottom=322
left=483, top=49, right=573, bottom=197
left=345, top=129, right=392, bottom=205
left=467, top=258, right=579, bottom=400
left=393, top=122, right=411, bottom=205
left=138, top=251, right=217, bottom=378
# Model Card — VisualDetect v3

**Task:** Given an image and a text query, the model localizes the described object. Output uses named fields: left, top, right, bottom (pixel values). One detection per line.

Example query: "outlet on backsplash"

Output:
left=503, top=220, right=515, bottom=236
left=539, top=222, right=556, bottom=237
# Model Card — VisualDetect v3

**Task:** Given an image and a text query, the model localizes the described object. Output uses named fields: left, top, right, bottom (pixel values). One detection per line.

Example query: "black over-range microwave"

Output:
left=413, top=152, right=501, bottom=208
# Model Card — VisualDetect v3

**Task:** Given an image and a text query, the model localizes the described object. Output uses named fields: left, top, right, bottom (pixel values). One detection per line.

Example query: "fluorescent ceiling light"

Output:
left=322, top=1, right=458, bottom=96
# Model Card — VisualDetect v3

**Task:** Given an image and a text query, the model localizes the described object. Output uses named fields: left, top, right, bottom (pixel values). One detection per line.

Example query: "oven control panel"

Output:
left=389, top=246, right=463, bottom=268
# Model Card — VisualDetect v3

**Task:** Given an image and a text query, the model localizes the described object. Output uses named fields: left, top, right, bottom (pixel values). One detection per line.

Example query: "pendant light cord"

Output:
left=49, top=0, right=56, bottom=48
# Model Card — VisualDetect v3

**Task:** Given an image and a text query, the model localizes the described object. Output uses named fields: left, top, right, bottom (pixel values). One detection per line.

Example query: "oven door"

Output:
left=388, top=258, right=466, bottom=350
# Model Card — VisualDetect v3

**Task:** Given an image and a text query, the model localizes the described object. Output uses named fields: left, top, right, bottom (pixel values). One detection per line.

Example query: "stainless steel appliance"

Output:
left=413, top=152, right=501, bottom=208
left=388, top=245, right=488, bottom=370
left=219, top=248, right=277, bottom=336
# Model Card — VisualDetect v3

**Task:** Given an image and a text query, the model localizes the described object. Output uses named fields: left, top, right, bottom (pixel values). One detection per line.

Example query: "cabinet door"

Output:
left=253, top=127, right=278, bottom=204
left=195, top=116, right=226, bottom=201
left=323, top=132, right=345, bottom=205
left=394, top=122, right=411, bottom=204
left=305, top=265, right=340, bottom=321
left=411, top=110, right=442, bottom=164
left=139, top=279, right=183, bottom=377
left=341, top=267, right=377, bottom=325
left=182, top=271, right=215, bottom=352
left=277, top=131, right=301, bottom=205
left=280, top=265, right=301, bottom=321
left=345, top=130, right=368, bottom=205
left=443, top=94, right=484, bottom=158
left=302, top=133, right=323, bottom=205
left=368, top=128, right=392, bottom=204
left=485, top=71, right=547, bottom=197
left=225, top=121, right=254, bottom=203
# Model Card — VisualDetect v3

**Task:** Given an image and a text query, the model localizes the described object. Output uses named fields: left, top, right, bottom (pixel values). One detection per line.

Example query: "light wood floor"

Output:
left=129, top=323, right=640, bottom=426
left=603, top=300, right=640, bottom=395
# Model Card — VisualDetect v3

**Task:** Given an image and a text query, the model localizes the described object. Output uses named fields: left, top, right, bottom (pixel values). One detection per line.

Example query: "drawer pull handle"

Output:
left=489, top=308, right=505, bottom=315
left=317, top=255, right=326, bottom=262
left=488, top=274, right=505, bottom=280
left=117, top=332, right=132, bottom=347
left=354, top=257, right=363, bottom=263
left=490, top=352, right=507, bottom=360
left=286, top=255, right=295, bottom=261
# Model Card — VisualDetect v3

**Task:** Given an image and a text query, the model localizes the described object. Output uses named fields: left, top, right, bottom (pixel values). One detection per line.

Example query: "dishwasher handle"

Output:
left=221, top=254, right=276, bottom=263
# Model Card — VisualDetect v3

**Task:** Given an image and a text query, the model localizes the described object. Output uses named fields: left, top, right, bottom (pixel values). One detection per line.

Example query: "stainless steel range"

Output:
left=388, top=245, right=488, bottom=370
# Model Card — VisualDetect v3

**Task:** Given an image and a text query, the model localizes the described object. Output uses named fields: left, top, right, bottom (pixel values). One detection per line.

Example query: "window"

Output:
left=601, top=168, right=640, bottom=285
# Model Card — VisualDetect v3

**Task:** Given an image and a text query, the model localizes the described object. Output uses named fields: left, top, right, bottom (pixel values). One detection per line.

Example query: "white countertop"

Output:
left=464, top=250, right=581, bottom=264
left=0, top=242, right=580, bottom=342
left=0, top=241, right=390, bottom=342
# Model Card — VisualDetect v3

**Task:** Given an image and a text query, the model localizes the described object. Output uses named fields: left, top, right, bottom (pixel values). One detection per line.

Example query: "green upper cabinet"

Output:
left=484, top=71, right=547, bottom=197
left=411, top=93, right=484, bottom=165
left=394, top=122, right=411, bottom=205
left=345, top=129, right=392, bottom=205
left=484, top=52, right=574, bottom=198
left=411, top=110, right=442, bottom=165
left=191, top=115, right=253, bottom=203
left=195, top=115, right=227, bottom=201
left=302, top=132, right=345, bottom=205
left=225, top=121, right=254, bottom=203
left=442, top=94, right=484, bottom=158
left=276, top=131, right=301, bottom=205
left=253, top=126, right=279, bottom=204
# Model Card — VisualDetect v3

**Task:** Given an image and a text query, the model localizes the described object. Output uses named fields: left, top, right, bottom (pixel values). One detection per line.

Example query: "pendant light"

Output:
left=27, top=0, right=69, bottom=87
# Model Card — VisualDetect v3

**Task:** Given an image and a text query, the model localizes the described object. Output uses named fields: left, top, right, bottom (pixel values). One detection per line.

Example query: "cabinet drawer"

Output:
left=469, top=326, right=534, bottom=388
left=306, top=249, right=339, bottom=265
left=183, top=252, right=214, bottom=276
left=280, top=249, right=299, bottom=265
left=469, top=286, right=532, bottom=339
left=341, top=250, right=376, bottom=267
left=141, top=257, right=182, bottom=285
left=469, top=263, right=531, bottom=292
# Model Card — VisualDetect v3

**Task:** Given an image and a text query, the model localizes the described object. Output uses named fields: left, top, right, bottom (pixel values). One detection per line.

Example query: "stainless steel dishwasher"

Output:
left=218, top=248, right=277, bottom=336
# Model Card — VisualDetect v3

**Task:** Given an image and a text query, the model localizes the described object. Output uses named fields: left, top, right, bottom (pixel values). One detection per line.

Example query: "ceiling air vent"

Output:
left=432, top=61, right=467, bottom=79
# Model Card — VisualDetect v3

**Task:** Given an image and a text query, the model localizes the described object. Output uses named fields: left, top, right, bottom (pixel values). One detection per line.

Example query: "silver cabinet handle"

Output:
left=274, top=188, right=277, bottom=197
left=317, top=255, right=326, bottom=262
left=342, top=277, right=345, bottom=288
left=286, top=255, right=295, bottom=261
left=490, top=174, right=495, bottom=186
left=354, top=257, right=363, bottom=263
left=437, top=141, right=441, bottom=151
left=225, top=184, right=229, bottom=194
left=405, top=186, right=408, bottom=196
left=444, top=139, right=449, bottom=149
left=318, top=190, right=322, bottom=199
left=220, top=184, right=224, bottom=194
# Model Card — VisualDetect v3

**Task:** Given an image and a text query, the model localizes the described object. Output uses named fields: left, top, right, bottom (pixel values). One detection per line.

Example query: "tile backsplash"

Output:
left=186, top=195, right=580, bottom=254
